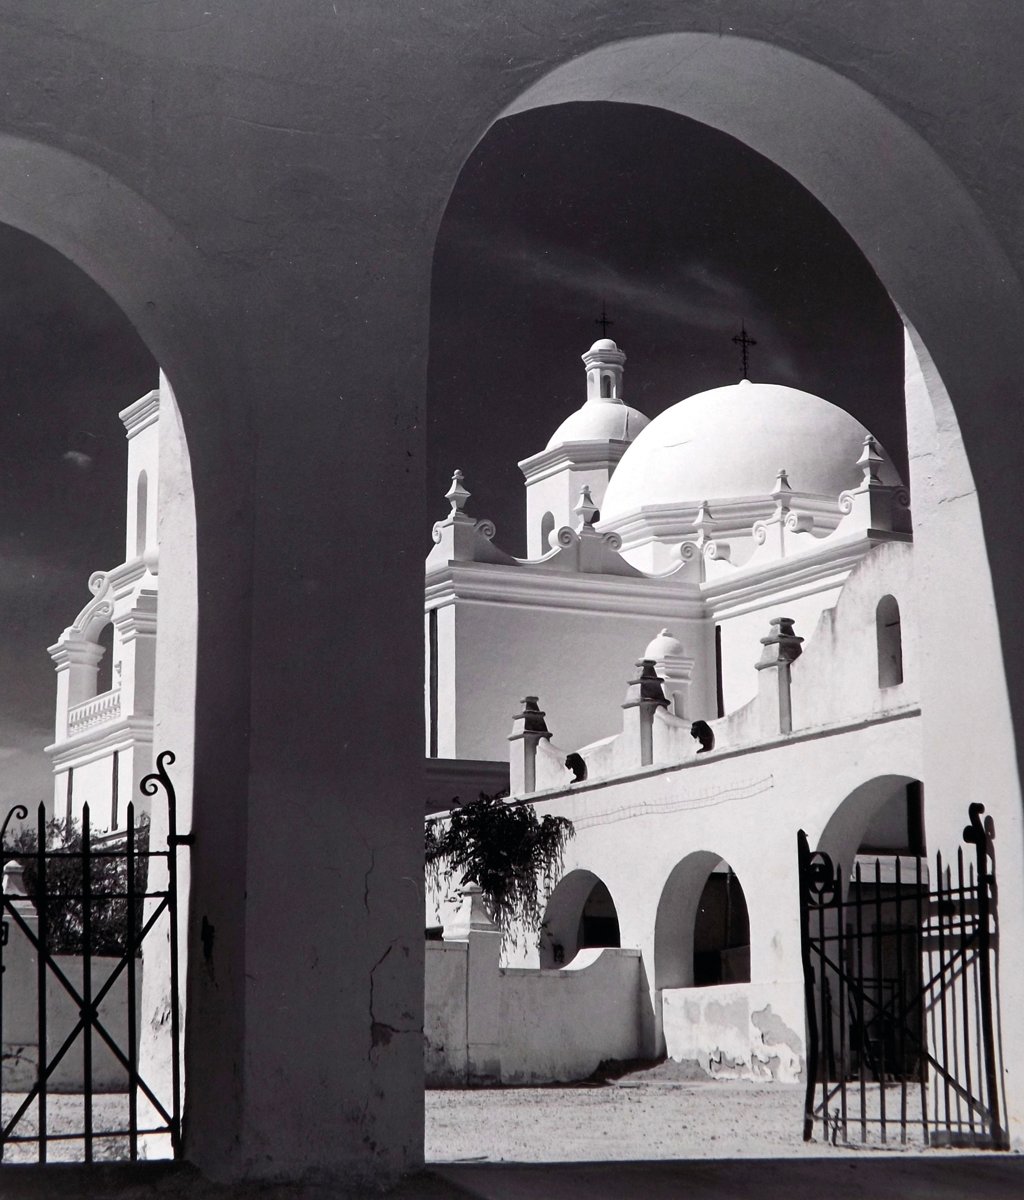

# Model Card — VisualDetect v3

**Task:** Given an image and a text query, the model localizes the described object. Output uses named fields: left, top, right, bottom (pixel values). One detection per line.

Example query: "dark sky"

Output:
left=0, top=226, right=155, bottom=807
left=428, top=102, right=905, bottom=557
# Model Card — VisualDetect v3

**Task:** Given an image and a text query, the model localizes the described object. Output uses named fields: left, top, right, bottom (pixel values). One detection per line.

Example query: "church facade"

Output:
left=426, top=336, right=928, bottom=1081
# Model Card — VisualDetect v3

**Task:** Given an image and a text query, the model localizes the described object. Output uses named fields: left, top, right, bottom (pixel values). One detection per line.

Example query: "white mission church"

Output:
left=424, top=335, right=929, bottom=1086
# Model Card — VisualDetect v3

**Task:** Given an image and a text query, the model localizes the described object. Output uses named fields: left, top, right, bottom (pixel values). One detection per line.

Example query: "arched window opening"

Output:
left=135, top=470, right=148, bottom=558
left=95, top=621, right=115, bottom=696
left=600, top=373, right=612, bottom=398
left=539, top=869, right=620, bottom=968
left=692, top=864, right=750, bottom=987
left=876, top=595, right=903, bottom=687
left=539, top=510, right=555, bottom=551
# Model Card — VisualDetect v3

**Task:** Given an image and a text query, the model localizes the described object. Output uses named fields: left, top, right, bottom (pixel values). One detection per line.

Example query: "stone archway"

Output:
left=432, top=31, right=1024, bottom=1146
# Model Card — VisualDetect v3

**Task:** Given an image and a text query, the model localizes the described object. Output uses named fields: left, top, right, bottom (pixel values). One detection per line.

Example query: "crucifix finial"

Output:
left=732, top=322, right=757, bottom=380
left=595, top=302, right=614, bottom=339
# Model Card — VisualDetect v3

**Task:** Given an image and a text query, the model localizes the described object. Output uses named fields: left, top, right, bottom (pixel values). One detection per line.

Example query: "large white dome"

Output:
left=601, top=380, right=901, bottom=523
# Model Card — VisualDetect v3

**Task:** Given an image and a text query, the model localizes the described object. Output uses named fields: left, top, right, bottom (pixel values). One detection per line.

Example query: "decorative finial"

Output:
left=445, top=468, right=470, bottom=516
left=856, top=436, right=884, bottom=486
left=595, top=302, right=614, bottom=339
left=574, top=485, right=600, bottom=529
left=732, top=322, right=757, bottom=380
left=693, top=499, right=715, bottom=538
left=773, top=468, right=792, bottom=494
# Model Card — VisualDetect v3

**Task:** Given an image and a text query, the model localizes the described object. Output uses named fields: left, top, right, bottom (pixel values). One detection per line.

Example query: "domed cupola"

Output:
left=599, top=379, right=903, bottom=571
left=519, top=337, right=649, bottom=557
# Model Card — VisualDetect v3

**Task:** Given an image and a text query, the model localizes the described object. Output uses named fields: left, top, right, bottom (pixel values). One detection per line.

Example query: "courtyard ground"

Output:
left=425, top=1061, right=983, bottom=1163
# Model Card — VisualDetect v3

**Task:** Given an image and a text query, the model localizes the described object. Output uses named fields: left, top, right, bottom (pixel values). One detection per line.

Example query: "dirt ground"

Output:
left=425, top=1062, right=964, bottom=1164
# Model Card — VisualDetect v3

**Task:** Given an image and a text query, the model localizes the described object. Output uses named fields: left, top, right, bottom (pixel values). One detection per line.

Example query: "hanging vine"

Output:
left=425, top=792, right=574, bottom=944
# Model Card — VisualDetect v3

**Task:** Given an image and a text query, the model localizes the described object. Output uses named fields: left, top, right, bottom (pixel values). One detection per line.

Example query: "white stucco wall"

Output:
left=444, top=598, right=712, bottom=761
left=499, top=948, right=646, bottom=1083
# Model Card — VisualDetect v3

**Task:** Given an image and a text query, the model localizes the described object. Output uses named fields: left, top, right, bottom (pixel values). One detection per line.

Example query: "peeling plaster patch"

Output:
left=752, top=1004, right=805, bottom=1082
left=751, top=1004, right=803, bottom=1055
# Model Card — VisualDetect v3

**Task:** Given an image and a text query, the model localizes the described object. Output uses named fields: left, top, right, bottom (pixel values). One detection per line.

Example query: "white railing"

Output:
left=67, top=688, right=122, bottom=736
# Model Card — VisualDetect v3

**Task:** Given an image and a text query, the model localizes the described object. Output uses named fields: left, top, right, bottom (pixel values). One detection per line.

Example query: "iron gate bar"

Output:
left=0, top=750, right=186, bottom=1162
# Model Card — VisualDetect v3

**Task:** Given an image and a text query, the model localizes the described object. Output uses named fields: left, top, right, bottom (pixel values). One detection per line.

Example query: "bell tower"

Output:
left=519, top=336, right=648, bottom=557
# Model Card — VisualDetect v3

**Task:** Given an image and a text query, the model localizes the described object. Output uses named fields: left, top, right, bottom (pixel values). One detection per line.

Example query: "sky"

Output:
left=0, top=226, right=155, bottom=808
left=428, top=102, right=905, bottom=556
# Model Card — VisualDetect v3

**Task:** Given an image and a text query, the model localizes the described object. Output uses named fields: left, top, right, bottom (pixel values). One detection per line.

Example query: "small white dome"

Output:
left=588, top=338, right=620, bottom=354
left=602, top=380, right=900, bottom=522
left=645, top=628, right=684, bottom=661
left=546, top=400, right=650, bottom=450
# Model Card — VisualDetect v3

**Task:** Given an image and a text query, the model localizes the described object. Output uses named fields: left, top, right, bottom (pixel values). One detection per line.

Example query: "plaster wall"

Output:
left=448, top=597, right=711, bottom=760
left=661, top=981, right=805, bottom=1083
left=499, top=948, right=646, bottom=1084
left=524, top=463, right=616, bottom=558
left=715, top=583, right=845, bottom=716
left=424, top=941, right=468, bottom=1086
left=424, top=940, right=645, bottom=1086
left=789, top=541, right=915, bottom=729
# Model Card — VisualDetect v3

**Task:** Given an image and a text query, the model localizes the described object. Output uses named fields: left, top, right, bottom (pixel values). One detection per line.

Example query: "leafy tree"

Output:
left=4, top=816, right=150, bottom=956
left=425, top=792, right=574, bottom=944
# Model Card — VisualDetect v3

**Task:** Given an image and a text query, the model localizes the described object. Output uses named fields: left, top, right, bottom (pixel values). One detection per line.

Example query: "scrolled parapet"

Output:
left=785, top=511, right=815, bottom=534
left=602, top=530, right=623, bottom=551
left=475, top=519, right=496, bottom=541
left=555, top=526, right=578, bottom=549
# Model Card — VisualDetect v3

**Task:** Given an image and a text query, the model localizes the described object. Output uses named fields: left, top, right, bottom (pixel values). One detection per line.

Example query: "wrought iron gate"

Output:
left=798, top=803, right=1006, bottom=1149
left=0, top=751, right=187, bottom=1162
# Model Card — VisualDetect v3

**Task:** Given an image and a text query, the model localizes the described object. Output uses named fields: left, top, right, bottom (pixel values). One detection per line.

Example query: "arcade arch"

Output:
left=539, top=869, right=621, bottom=968
left=817, top=774, right=923, bottom=873
left=654, top=851, right=751, bottom=991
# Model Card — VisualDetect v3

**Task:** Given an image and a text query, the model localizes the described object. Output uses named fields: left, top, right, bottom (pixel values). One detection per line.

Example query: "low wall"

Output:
left=424, top=940, right=468, bottom=1086
left=500, top=948, right=645, bottom=1084
left=661, top=980, right=806, bottom=1083
left=425, top=918, right=646, bottom=1087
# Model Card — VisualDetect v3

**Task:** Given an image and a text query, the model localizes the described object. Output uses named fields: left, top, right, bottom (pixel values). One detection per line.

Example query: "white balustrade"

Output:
left=67, top=688, right=122, bottom=735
